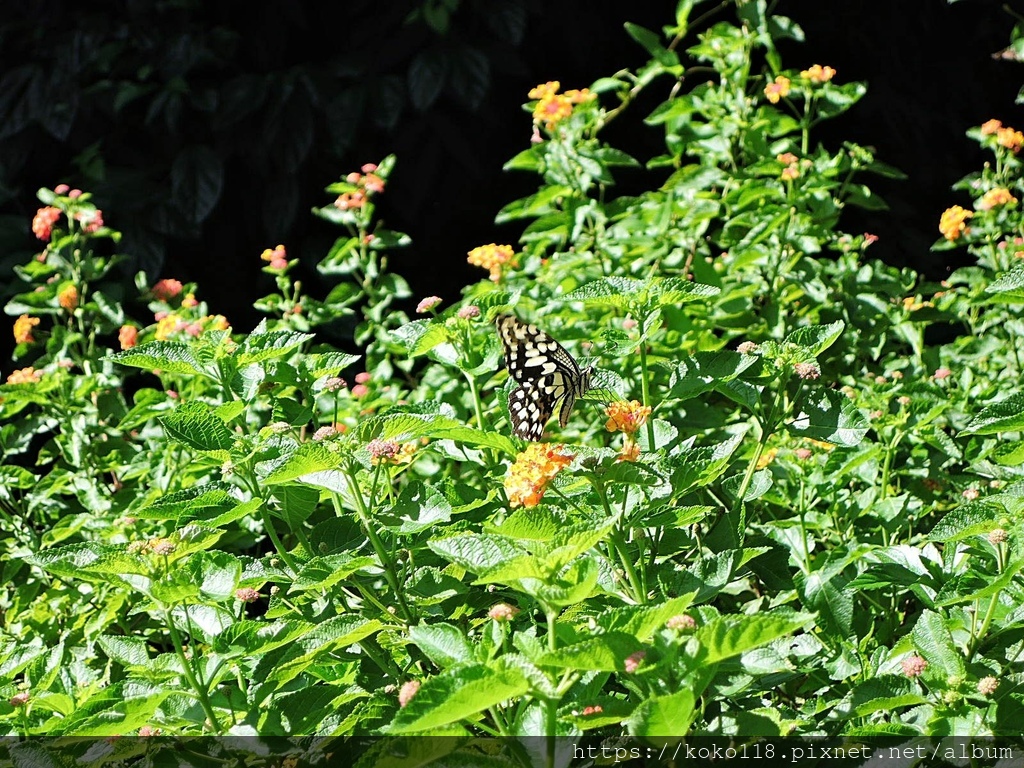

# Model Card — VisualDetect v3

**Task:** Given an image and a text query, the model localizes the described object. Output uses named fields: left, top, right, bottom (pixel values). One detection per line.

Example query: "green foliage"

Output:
left=3, top=0, right=1024, bottom=751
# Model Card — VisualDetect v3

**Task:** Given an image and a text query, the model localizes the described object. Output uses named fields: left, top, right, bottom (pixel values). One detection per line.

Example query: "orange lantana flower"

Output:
left=997, top=126, right=1024, bottom=153
left=503, top=443, right=575, bottom=509
left=604, top=400, right=652, bottom=436
left=800, top=64, right=836, bottom=84
left=978, top=188, right=1018, bottom=211
left=938, top=206, right=973, bottom=241
left=13, top=315, right=40, bottom=344
left=467, top=243, right=516, bottom=282
left=6, top=367, right=42, bottom=385
left=764, top=76, right=791, bottom=104
left=58, top=285, right=79, bottom=312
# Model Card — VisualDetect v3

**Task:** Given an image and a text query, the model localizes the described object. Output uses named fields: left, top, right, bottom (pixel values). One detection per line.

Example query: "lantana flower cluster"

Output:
left=467, top=243, right=517, bottom=282
left=334, top=163, right=385, bottom=211
left=528, top=81, right=595, bottom=132
left=503, top=443, right=575, bottom=508
left=605, top=399, right=652, bottom=462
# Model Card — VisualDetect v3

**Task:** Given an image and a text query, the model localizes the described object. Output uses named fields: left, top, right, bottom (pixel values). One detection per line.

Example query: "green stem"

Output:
left=637, top=340, right=656, bottom=449
left=164, top=606, right=222, bottom=733
left=967, top=594, right=1001, bottom=662
left=544, top=607, right=559, bottom=761
left=259, top=506, right=300, bottom=575
left=343, top=465, right=414, bottom=623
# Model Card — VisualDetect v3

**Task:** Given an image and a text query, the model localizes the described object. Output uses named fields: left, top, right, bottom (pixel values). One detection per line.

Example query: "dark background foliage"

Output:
left=0, top=0, right=1020, bottom=361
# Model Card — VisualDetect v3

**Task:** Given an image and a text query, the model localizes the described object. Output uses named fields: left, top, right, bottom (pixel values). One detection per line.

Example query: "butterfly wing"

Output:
left=495, top=314, right=590, bottom=440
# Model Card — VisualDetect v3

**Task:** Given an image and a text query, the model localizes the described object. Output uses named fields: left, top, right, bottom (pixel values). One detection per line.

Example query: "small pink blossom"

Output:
left=324, top=377, right=347, bottom=392
left=666, top=614, right=696, bottom=631
left=152, top=279, right=184, bottom=302
left=235, top=587, right=260, bottom=603
left=351, top=384, right=369, bottom=398
left=416, top=296, right=442, bottom=313
left=933, top=367, right=952, bottom=380
left=624, top=651, right=646, bottom=674
left=794, top=448, right=812, bottom=461
left=457, top=305, right=481, bottom=319
left=901, top=654, right=927, bottom=678
left=398, top=680, right=420, bottom=708
left=361, top=163, right=378, bottom=173
left=488, top=603, right=519, bottom=622
left=794, top=362, right=820, bottom=380
left=54, top=184, right=70, bottom=195
left=355, top=372, right=371, bottom=384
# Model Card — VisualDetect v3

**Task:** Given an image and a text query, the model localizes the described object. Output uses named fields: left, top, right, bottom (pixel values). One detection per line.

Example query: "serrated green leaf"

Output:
left=961, top=391, right=1024, bottom=435
left=111, top=341, right=214, bottom=378
left=262, top=442, right=341, bottom=484
left=160, top=401, right=235, bottom=452
left=409, top=623, right=476, bottom=668
left=386, top=658, right=531, bottom=734
left=787, top=389, right=868, bottom=447
left=695, top=613, right=812, bottom=665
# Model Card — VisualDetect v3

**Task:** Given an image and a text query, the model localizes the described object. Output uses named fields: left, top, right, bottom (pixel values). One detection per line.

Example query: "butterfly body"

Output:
left=495, top=314, right=593, bottom=441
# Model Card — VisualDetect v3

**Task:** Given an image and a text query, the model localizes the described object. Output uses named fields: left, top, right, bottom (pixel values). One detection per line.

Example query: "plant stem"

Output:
left=164, top=606, right=222, bottom=733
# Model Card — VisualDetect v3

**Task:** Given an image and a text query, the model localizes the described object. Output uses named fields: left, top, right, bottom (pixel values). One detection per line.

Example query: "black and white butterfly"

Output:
left=495, top=314, right=594, bottom=441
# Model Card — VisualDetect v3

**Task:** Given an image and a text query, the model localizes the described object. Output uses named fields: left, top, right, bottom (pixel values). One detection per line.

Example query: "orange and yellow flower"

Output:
left=604, top=400, right=652, bottom=436
left=529, top=82, right=594, bottom=131
left=938, top=205, right=973, bottom=241
left=800, top=64, right=836, bottom=84
left=261, top=244, right=288, bottom=270
left=32, top=206, right=61, bottom=241
left=6, top=367, right=42, bottom=385
left=155, top=313, right=182, bottom=341
left=764, top=76, right=791, bottom=104
left=503, top=443, right=575, bottom=508
left=981, top=119, right=1003, bottom=136
left=57, top=284, right=79, bottom=312
left=978, top=187, right=1018, bottom=211
left=152, top=279, right=183, bottom=302
left=997, top=126, right=1024, bottom=153
left=467, top=243, right=516, bottom=282
left=119, top=325, right=138, bottom=350
left=13, top=315, right=39, bottom=344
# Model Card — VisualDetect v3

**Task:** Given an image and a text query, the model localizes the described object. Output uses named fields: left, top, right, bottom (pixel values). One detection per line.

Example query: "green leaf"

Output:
left=850, top=675, right=928, bottom=717
left=628, top=689, right=696, bottom=739
left=669, top=434, right=742, bottom=494
left=111, top=341, right=214, bottom=378
left=985, top=265, right=1024, bottom=300
left=264, top=615, right=383, bottom=687
left=783, top=321, right=845, bottom=356
left=928, top=500, right=1006, bottom=542
left=594, top=595, right=696, bottom=640
left=160, top=400, right=235, bottom=452
left=961, top=391, right=1024, bottom=435
left=409, top=623, right=476, bottom=668
left=539, top=632, right=644, bottom=672
left=787, top=389, right=868, bottom=448
left=262, top=442, right=341, bottom=484
left=624, top=23, right=681, bottom=70
left=408, top=48, right=449, bottom=110
left=910, top=610, right=965, bottom=679
left=379, top=482, right=453, bottom=535
left=171, top=144, right=224, bottom=225
left=97, top=635, right=150, bottom=669
left=386, top=658, right=532, bottom=734
left=695, top=612, right=812, bottom=665
left=290, top=553, right=376, bottom=592
left=236, top=328, right=314, bottom=364
left=428, top=534, right=528, bottom=574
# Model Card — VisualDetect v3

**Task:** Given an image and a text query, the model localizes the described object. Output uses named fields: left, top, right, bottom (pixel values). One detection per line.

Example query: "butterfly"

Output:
left=495, top=314, right=594, bottom=441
